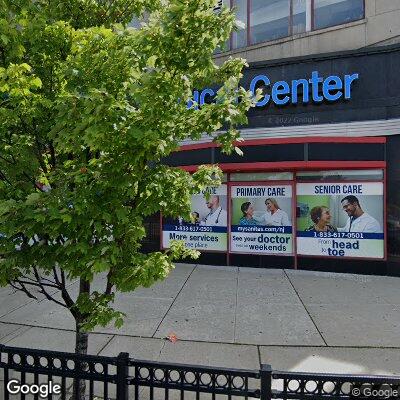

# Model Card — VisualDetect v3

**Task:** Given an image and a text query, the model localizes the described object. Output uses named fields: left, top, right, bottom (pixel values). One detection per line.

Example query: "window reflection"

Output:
left=215, top=0, right=232, bottom=53
left=221, top=0, right=232, bottom=51
left=292, top=0, right=307, bottom=34
left=232, top=0, right=247, bottom=49
left=143, top=0, right=365, bottom=53
left=250, top=0, right=290, bottom=44
left=313, top=0, right=364, bottom=30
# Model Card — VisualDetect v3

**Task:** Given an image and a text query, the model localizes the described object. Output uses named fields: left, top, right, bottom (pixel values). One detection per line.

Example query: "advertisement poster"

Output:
left=230, top=185, right=293, bottom=255
left=162, top=185, right=227, bottom=252
left=297, top=182, right=384, bottom=259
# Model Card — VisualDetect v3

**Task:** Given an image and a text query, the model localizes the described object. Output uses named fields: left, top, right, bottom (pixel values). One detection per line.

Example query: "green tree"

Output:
left=0, top=1, right=258, bottom=395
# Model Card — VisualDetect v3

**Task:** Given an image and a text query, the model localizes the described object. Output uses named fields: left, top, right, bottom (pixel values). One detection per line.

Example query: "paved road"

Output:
left=0, top=263, right=399, bottom=374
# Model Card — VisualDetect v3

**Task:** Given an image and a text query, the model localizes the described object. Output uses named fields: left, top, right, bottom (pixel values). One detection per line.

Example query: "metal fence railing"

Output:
left=1, top=344, right=399, bottom=399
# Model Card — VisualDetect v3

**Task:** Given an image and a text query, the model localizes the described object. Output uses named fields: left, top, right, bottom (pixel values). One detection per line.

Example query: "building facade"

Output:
left=145, top=0, right=400, bottom=276
left=214, top=0, right=400, bottom=63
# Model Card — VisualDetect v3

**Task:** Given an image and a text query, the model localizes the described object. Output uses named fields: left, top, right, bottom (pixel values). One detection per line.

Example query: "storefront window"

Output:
left=387, top=137, right=400, bottom=258
left=296, top=176, right=385, bottom=260
left=388, top=190, right=400, bottom=257
left=250, top=0, right=290, bottom=45
left=162, top=184, right=228, bottom=252
left=313, top=0, right=364, bottom=30
left=232, top=0, right=247, bottom=49
left=162, top=168, right=386, bottom=262
left=230, top=183, right=293, bottom=255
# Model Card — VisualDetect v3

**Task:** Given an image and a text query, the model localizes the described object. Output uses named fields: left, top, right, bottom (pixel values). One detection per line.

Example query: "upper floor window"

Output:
left=215, top=0, right=233, bottom=52
left=222, top=0, right=364, bottom=52
left=293, top=0, right=307, bottom=34
left=313, top=0, right=364, bottom=30
left=232, top=0, right=247, bottom=49
left=250, top=0, right=292, bottom=45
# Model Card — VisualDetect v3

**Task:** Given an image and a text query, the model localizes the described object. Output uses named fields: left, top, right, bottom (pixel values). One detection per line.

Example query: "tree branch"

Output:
left=0, top=46, right=6, bottom=67
left=61, top=269, right=67, bottom=287
left=33, top=266, right=68, bottom=308
left=9, top=280, right=38, bottom=300
left=17, top=277, right=59, bottom=289
left=105, top=269, right=114, bottom=295
left=49, top=141, right=56, bottom=168
left=53, top=266, right=61, bottom=286
left=116, top=0, right=137, bottom=22
left=60, top=269, right=76, bottom=313
left=0, top=154, right=15, bottom=165
left=0, top=169, right=12, bottom=185
left=34, top=135, right=48, bottom=174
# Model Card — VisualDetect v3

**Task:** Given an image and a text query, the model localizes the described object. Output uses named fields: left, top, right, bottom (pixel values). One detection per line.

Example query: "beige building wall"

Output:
left=214, top=0, right=400, bottom=64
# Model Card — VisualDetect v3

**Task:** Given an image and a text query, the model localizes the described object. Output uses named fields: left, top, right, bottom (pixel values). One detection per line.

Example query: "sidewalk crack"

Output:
left=157, top=339, right=167, bottom=360
left=284, top=269, right=328, bottom=346
left=96, top=334, right=116, bottom=356
left=151, top=264, right=197, bottom=338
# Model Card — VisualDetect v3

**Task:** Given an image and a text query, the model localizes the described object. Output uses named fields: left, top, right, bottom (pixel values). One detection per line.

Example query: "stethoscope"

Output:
left=205, top=208, right=222, bottom=224
left=348, top=216, right=358, bottom=232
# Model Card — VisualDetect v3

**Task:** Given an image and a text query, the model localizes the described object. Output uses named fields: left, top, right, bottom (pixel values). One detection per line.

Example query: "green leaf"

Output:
left=25, top=193, right=41, bottom=205
left=31, top=77, right=42, bottom=88
left=0, top=34, right=9, bottom=45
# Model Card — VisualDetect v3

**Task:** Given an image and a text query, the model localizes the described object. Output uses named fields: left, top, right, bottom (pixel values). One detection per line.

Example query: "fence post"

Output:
left=260, top=364, right=272, bottom=400
left=116, top=352, right=129, bottom=400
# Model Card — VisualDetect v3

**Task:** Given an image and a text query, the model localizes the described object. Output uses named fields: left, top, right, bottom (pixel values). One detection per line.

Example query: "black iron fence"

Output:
left=1, top=344, right=400, bottom=399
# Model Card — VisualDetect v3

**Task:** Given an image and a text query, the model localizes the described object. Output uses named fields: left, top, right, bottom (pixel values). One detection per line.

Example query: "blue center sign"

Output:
left=189, top=71, right=359, bottom=108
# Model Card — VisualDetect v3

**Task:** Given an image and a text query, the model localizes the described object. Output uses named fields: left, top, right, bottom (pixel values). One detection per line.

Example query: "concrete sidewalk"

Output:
left=0, top=263, right=400, bottom=375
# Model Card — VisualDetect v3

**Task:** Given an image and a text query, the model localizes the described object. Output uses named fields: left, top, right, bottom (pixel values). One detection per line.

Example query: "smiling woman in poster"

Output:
left=306, top=206, right=338, bottom=233
left=256, top=198, right=291, bottom=226
left=239, top=202, right=258, bottom=226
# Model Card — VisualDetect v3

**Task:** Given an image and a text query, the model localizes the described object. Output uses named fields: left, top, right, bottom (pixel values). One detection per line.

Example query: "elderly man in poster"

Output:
left=201, top=195, right=227, bottom=227
left=338, top=195, right=381, bottom=233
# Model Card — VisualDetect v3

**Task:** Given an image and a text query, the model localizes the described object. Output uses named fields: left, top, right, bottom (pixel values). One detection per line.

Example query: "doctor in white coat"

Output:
left=201, top=195, right=227, bottom=227
left=338, top=195, right=381, bottom=233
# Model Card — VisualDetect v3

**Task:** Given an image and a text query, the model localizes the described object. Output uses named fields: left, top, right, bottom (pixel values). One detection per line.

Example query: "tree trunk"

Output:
left=75, top=323, right=89, bottom=356
left=72, top=321, right=89, bottom=400
left=72, top=278, right=90, bottom=400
